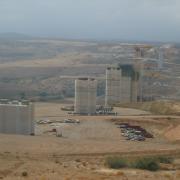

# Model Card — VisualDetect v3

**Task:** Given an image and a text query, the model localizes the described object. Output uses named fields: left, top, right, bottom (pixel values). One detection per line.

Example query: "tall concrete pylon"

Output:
left=75, top=78, right=97, bottom=115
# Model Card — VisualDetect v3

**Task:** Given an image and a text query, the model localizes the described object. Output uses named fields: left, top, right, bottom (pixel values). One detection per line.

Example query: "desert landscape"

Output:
left=1, top=1, right=180, bottom=179
left=0, top=37, right=179, bottom=101
left=0, top=36, right=180, bottom=180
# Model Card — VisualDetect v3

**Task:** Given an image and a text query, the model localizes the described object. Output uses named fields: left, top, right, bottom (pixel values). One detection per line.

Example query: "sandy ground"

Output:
left=1, top=102, right=180, bottom=180
left=165, top=125, right=180, bottom=141
left=35, top=102, right=150, bottom=118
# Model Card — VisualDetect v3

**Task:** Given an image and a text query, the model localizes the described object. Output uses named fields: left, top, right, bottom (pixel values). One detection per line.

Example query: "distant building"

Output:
left=158, top=48, right=164, bottom=70
left=0, top=100, right=34, bottom=135
left=74, top=78, right=97, bottom=115
left=143, top=59, right=159, bottom=70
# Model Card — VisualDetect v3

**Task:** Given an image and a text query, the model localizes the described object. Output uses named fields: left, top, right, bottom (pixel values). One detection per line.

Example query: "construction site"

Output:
left=0, top=101, right=179, bottom=179
left=0, top=40, right=180, bottom=180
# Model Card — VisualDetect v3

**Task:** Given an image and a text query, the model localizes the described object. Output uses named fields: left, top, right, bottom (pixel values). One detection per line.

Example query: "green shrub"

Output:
left=157, top=156, right=174, bottom=164
left=133, top=158, right=160, bottom=171
left=105, top=156, right=167, bottom=171
left=105, top=157, right=128, bottom=169
left=22, top=171, right=28, bottom=177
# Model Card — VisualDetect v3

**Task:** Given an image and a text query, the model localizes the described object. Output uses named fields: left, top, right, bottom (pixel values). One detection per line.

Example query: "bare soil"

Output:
left=1, top=102, right=180, bottom=179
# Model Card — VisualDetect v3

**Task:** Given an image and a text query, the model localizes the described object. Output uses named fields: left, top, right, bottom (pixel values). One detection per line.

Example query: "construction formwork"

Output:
left=131, top=80, right=138, bottom=102
left=105, top=65, right=139, bottom=106
left=0, top=100, right=34, bottom=135
left=75, top=78, right=97, bottom=115
left=121, top=76, right=131, bottom=103
left=105, top=67, right=122, bottom=106
left=119, top=64, right=140, bottom=103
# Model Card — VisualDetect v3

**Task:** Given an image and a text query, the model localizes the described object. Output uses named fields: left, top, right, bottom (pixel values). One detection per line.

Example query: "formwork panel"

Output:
left=0, top=101, right=34, bottom=135
left=121, top=77, right=131, bottom=103
left=105, top=68, right=122, bottom=106
left=75, top=78, right=97, bottom=115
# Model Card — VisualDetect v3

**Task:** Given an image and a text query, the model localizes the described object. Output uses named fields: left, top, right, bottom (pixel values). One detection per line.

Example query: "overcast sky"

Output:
left=0, top=0, right=180, bottom=42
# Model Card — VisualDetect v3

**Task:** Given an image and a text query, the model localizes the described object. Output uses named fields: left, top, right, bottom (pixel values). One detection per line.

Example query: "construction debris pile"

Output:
left=61, top=106, right=74, bottom=111
left=37, top=118, right=80, bottom=125
left=116, top=123, right=153, bottom=141
left=96, top=106, right=117, bottom=115
left=37, top=118, right=80, bottom=137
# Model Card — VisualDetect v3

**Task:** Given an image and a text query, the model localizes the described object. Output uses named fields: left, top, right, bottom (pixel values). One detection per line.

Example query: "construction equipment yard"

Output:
left=0, top=102, right=180, bottom=180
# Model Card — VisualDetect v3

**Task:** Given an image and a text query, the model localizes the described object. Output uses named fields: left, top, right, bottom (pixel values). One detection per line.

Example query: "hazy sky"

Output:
left=0, top=0, right=180, bottom=42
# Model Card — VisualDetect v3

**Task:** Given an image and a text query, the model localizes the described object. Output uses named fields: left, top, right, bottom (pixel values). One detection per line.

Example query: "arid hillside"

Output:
left=117, top=101, right=180, bottom=115
left=0, top=38, right=179, bottom=100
